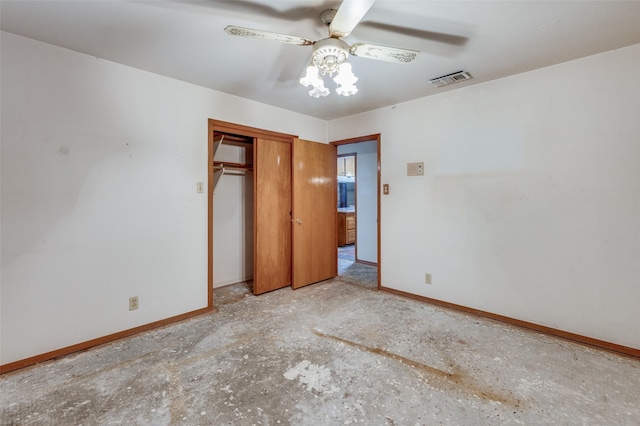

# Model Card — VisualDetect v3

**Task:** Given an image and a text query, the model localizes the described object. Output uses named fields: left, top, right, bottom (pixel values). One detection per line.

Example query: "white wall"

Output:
left=328, top=44, right=640, bottom=350
left=3, top=31, right=637, bottom=366
left=338, top=141, right=377, bottom=263
left=0, top=32, right=326, bottom=365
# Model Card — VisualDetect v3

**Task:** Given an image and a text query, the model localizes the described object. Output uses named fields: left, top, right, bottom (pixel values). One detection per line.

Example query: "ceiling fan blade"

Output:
left=358, top=21, right=468, bottom=46
left=329, top=0, right=376, bottom=38
left=224, top=26, right=313, bottom=46
left=350, top=43, right=420, bottom=64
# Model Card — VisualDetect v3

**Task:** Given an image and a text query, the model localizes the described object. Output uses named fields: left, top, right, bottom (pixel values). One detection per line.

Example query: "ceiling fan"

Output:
left=224, top=0, right=420, bottom=98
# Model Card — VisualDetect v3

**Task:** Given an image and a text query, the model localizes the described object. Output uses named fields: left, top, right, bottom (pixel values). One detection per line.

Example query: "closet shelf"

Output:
left=213, top=134, right=253, bottom=154
left=212, top=133, right=254, bottom=192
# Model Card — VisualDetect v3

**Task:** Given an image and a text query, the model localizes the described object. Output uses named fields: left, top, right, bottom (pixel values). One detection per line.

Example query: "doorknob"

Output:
left=295, top=218, right=303, bottom=225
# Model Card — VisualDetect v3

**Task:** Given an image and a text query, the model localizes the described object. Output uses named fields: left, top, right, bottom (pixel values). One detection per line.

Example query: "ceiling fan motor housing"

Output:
left=320, top=9, right=338, bottom=26
left=312, top=38, right=349, bottom=76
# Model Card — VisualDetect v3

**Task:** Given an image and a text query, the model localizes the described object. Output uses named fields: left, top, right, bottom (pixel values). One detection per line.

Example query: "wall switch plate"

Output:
left=407, top=162, right=424, bottom=176
left=129, top=296, right=139, bottom=311
left=196, top=182, right=204, bottom=193
left=425, top=273, right=432, bottom=285
left=383, top=184, right=389, bottom=195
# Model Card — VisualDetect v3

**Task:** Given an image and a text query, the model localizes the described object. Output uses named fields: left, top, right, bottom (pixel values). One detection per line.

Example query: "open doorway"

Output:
left=331, top=135, right=380, bottom=290
left=337, top=153, right=357, bottom=270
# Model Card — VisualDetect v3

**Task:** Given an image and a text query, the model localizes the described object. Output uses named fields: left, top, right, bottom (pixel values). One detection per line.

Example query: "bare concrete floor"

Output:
left=2, top=278, right=639, bottom=425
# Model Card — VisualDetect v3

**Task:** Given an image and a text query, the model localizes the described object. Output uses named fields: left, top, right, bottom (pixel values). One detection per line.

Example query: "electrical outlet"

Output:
left=425, top=273, right=432, bottom=285
left=129, top=296, right=139, bottom=311
left=407, top=162, right=425, bottom=176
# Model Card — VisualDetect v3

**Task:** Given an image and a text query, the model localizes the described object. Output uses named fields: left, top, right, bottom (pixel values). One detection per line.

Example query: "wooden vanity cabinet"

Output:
left=338, top=211, right=356, bottom=246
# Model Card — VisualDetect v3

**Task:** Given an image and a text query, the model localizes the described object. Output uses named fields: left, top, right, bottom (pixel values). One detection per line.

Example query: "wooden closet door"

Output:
left=292, top=138, right=337, bottom=288
left=253, top=138, right=292, bottom=295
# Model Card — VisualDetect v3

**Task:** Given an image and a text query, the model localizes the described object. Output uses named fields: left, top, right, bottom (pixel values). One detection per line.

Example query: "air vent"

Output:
left=429, top=71, right=473, bottom=88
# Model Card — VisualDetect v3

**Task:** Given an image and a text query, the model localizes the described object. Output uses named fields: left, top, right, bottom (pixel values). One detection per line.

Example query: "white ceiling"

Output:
left=2, top=1, right=640, bottom=120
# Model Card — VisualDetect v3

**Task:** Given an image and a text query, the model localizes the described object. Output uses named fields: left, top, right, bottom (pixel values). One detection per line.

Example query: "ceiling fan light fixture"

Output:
left=335, top=83, right=358, bottom=97
left=312, top=38, right=349, bottom=77
left=300, top=56, right=358, bottom=98
left=308, top=84, right=331, bottom=98
left=227, top=2, right=425, bottom=101
left=333, top=62, right=358, bottom=96
left=300, top=65, right=322, bottom=87
left=300, top=65, right=330, bottom=98
left=299, top=62, right=358, bottom=98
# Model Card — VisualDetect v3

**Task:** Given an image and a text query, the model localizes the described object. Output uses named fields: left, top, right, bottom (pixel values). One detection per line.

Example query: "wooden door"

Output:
left=292, top=138, right=337, bottom=289
left=253, top=138, right=292, bottom=295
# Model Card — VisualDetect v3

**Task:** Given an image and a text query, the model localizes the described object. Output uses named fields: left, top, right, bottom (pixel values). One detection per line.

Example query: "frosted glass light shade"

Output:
left=300, top=65, right=323, bottom=88
left=301, top=61, right=359, bottom=97
left=334, top=63, right=358, bottom=96
left=300, top=65, right=329, bottom=98
left=309, top=84, right=330, bottom=98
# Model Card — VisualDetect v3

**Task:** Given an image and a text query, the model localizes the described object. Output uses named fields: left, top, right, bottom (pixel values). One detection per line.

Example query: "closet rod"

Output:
left=214, top=168, right=248, bottom=175
left=213, top=162, right=253, bottom=171
left=212, top=165, right=251, bottom=192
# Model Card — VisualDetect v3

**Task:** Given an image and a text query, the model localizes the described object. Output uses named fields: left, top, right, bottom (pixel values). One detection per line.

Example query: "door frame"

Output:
left=330, top=134, right=381, bottom=290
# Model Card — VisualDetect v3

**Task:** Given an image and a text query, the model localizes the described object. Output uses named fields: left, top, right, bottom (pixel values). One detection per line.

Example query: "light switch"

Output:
left=196, top=182, right=204, bottom=193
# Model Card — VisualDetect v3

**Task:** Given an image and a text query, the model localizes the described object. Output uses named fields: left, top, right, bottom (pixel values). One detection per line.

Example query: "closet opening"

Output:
left=209, top=119, right=338, bottom=304
left=211, top=131, right=255, bottom=294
